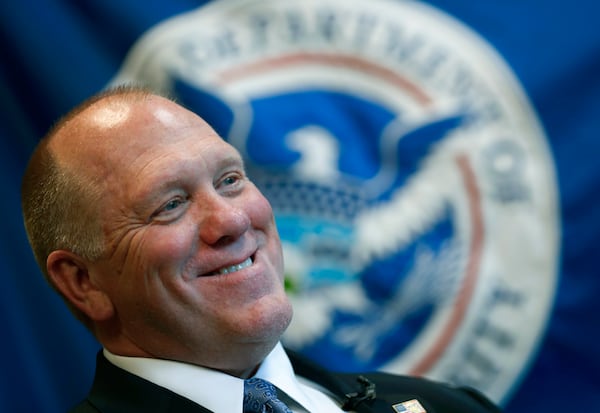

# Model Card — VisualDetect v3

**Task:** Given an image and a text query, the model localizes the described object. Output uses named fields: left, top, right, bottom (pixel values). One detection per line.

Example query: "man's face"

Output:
left=81, top=96, right=292, bottom=373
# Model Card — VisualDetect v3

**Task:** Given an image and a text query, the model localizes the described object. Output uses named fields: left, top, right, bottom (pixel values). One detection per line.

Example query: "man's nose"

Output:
left=198, top=197, right=251, bottom=246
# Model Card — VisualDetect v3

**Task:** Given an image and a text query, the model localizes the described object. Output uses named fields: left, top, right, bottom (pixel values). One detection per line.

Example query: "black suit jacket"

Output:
left=70, top=351, right=501, bottom=413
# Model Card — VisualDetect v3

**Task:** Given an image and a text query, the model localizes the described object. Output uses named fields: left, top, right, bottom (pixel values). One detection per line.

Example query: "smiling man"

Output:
left=21, top=86, right=501, bottom=413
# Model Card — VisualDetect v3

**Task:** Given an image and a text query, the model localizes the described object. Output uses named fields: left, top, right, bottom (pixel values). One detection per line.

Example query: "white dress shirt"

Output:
left=104, top=342, right=345, bottom=413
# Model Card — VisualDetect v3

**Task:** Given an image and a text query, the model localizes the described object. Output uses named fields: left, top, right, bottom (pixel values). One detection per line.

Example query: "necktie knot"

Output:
left=243, top=377, right=293, bottom=413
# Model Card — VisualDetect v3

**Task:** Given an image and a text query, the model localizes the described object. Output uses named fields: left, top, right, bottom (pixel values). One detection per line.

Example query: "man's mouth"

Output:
left=214, top=256, right=253, bottom=275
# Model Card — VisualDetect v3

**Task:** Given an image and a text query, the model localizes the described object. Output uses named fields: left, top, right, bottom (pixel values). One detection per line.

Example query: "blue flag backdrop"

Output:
left=2, top=1, right=599, bottom=412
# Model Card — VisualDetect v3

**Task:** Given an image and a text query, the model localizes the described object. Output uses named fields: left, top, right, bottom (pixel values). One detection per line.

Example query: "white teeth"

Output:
left=217, top=257, right=252, bottom=275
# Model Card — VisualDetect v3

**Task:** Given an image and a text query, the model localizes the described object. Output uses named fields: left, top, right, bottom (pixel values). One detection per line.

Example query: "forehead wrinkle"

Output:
left=128, top=154, right=203, bottom=208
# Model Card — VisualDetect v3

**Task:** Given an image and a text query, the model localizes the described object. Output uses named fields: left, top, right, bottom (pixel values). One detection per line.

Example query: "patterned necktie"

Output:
left=243, top=377, right=293, bottom=413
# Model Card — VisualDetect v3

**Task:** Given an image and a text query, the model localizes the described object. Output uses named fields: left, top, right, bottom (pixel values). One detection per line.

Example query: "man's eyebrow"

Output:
left=130, top=175, right=186, bottom=212
left=129, top=161, right=193, bottom=209
left=219, top=153, right=246, bottom=170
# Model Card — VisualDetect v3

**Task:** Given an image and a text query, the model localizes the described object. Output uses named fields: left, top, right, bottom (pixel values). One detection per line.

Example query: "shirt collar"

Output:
left=103, top=342, right=321, bottom=413
left=104, top=347, right=243, bottom=412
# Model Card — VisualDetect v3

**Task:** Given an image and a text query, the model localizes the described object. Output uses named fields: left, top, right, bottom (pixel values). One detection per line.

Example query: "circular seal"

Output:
left=111, top=0, right=560, bottom=403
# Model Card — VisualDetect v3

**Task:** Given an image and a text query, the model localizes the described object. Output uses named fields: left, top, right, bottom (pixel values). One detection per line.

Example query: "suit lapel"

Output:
left=288, top=350, right=501, bottom=413
left=286, top=349, right=378, bottom=413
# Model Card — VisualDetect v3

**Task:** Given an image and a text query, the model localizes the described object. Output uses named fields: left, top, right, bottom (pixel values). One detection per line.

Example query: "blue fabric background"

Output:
left=1, top=1, right=598, bottom=411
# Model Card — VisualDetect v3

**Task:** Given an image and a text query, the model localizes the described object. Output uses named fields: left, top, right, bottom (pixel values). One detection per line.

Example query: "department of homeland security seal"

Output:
left=110, top=0, right=560, bottom=404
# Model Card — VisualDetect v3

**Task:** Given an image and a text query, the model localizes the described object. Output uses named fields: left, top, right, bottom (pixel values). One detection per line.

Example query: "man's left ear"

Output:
left=46, top=250, right=115, bottom=321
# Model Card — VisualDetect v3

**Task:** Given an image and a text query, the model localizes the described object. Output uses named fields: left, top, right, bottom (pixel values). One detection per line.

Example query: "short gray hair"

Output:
left=21, top=84, right=157, bottom=328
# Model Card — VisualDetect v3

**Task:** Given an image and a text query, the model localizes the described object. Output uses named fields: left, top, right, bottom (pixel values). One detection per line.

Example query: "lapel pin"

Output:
left=392, top=399, right=427, bottom=413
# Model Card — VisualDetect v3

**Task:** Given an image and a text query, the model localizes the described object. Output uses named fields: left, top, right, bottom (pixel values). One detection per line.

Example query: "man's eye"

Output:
left=222, top=175, right=239, bottom=186
left=218, top=172, right=245, bottom=189
left=151, top=197, right=187, bottom=220
left=163, top=198, right=184, bottom=211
